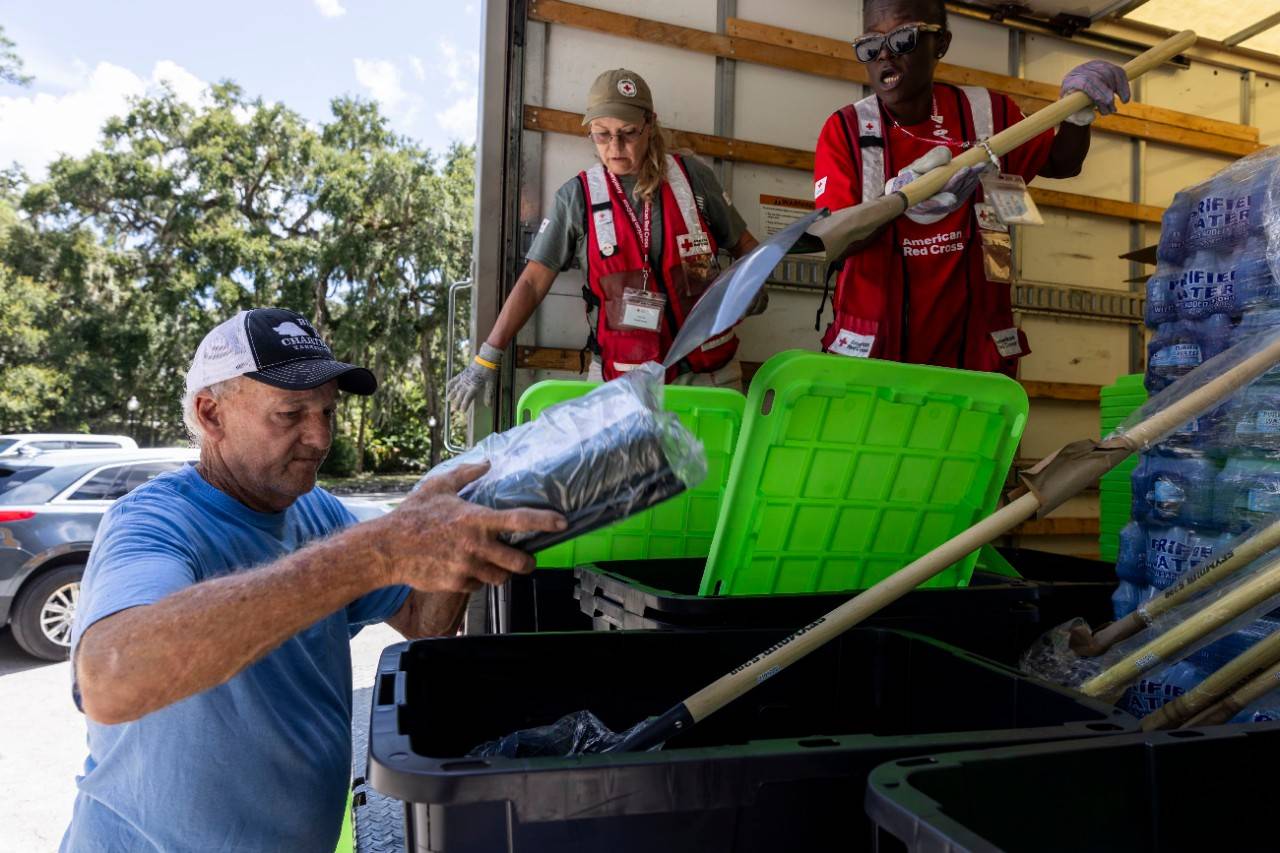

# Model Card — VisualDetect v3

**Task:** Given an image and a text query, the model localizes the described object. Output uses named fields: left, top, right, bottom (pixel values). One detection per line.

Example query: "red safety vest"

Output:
left=818, top=85, right=1033, bottom=377
left=579, top=154, right=737, bottom=381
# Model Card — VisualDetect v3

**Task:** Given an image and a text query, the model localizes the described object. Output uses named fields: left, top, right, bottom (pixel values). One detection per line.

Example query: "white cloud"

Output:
left=436, top=95, right=477, bottom=143
left=153, top=60, right=209, bottom=106
left=438, top=40, right=479, bottom=95
left=313, top=0, right=346, bottom=18
left=0, top=60, right=209, bottom=178
left=434, top=40, right=479, bottom=142
left=353, top=57, right=409, bottom=112
left=409, top=56, right=425, bottom=82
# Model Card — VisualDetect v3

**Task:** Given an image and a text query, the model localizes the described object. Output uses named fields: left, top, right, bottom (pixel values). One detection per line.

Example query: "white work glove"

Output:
left=446, top=342, right=503, bottom=412
left=884, top=146, right=988, bottom=225
left=1060, top=60, right=1131, bottom=126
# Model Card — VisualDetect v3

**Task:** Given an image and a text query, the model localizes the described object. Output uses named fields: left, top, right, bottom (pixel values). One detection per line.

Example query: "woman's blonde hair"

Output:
left=632, top=114, right=670, bottom=204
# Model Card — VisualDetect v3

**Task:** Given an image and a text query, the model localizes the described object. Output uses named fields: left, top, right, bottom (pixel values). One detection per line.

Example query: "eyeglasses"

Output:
left=852, top=22, right=944, bottom=63
left=589, top=125, right=646, bottom=146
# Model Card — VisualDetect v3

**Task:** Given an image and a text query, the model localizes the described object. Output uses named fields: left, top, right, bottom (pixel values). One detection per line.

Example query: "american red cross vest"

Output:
left=822, top=84, right=1030, bottom=377
left=579, top=154, right=737, bottom=381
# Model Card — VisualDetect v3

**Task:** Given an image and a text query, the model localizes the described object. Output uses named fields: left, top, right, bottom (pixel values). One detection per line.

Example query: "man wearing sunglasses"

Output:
left=814, top=0, right=1129, bottom=376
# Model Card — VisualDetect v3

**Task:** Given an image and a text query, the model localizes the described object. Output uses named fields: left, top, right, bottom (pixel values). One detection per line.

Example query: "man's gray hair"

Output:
left=182, top=376, right=245, bottom=446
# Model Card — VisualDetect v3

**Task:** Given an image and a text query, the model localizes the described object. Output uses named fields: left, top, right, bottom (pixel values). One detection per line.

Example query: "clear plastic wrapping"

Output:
left=1139, top=148, right=1280, bottom=398
left=467, top=709, right=661, bottom=758
left=1112, top=323, right=1280, bottom=454
left=1022, top=516, right=1280, bottom=696
left=425, top=363, right=707, bottom=552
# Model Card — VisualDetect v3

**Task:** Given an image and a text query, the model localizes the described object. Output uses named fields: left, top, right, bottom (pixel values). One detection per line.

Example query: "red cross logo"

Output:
left=680, top=237, right=694, bottom=252
left=865, top=121, right=874, bottom=130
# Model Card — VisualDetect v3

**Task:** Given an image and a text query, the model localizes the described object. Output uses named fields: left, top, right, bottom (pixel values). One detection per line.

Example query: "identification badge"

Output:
left=830, top=328, right=875, bottom=358
left=618, top=287, right=665, bottom=331
left=677, top=231, right=712, bottom=259
left=981, top=173, right=1043, bottom=227
left=990, top=327, right=1022, bottom=358
left=974, top=202, right=1008, bottom=233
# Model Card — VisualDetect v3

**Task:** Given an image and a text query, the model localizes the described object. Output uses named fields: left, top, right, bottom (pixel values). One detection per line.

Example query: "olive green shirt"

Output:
left=526, top=155, right=748, bottom=273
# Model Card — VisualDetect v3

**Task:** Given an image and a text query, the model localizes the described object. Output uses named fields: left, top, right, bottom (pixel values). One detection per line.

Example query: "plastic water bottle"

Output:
left=1112, top=581, right=1141, bottom=620
left=1228, top=309, right=1280, bottom=385
left=1142, top=455, right=1219, bottom=527
left=1189, top=616, right=1280, bottom=675
left=1144, top=525, right=1192, bottom=592
left=1187, top=176, right=1230, bottom=251
left=1120, top=660, right=1205, bottom=717
left=1220, top=385, right=1280, bottom=457
left=1145, top=264, right=1181, bottom=327
left=1233, top=234, right=1277, bottom=314
left=1116, top=521, right=1147, bottom=585
left=1146, top=321, right=1202, bottom=393
left=1177, top=249, right=1236, bottom=320
left=1215, top=456, right=1280, bottom=532
left=1157, top=193, right=1191, bottom=265
left=1189, top=175, right=1253, bottom=252
left=1144, top=524, right=1227, bottom=592
left=1145, top=314, right=1233, bottom=396
left=1130, top=454, right=1152, bottom=518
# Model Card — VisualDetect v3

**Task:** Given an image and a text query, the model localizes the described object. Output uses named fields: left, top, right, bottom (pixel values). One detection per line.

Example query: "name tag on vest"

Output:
left=991, top=328, right=1022, bottom=357
left=678, top=232, right=711, bottom=258
left=830, top=328, right=874, bottom=358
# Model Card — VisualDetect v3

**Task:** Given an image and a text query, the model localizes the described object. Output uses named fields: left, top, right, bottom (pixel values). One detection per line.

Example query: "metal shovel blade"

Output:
left=663, top=208, right=828, bottom=368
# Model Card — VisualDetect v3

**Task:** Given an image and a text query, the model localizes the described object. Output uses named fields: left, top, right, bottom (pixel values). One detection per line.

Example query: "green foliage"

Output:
left=0, top=83, right=473, bottom=467
left=320, top=433, right=360, bottom=478
left=0, top=26, right=31, bottom=87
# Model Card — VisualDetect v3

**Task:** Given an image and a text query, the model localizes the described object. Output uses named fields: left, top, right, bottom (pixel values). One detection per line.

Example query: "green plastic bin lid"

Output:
left=700, top=351, right=1028, bottom=595
left=516, top=380, right=747, bottom=568
left=1100, top=374, right=1144, bottom=394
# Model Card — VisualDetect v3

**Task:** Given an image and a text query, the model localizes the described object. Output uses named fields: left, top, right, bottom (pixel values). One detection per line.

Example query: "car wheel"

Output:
left=11, top=564, right=84, bottom=661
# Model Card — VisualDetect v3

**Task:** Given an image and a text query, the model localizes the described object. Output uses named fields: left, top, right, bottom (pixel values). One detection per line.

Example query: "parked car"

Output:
left=0, top=449, right=199, bottom=660
left=0, top=433, right=139, bottom=457
left=0, top=449, right=393, bottom=661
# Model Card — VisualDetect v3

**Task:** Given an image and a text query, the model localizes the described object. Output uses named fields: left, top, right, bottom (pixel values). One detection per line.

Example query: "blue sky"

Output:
left=0, top=0, right=482, bottom=177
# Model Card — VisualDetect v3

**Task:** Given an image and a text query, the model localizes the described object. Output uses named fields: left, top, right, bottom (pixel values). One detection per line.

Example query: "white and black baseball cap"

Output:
left=186, top=308, right=377, bottom=397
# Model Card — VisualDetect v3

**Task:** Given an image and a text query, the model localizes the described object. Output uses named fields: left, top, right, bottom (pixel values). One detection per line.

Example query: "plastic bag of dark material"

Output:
left=424, top=362, right=707, bottom=553
left=468, top=709, right=663, bottom=758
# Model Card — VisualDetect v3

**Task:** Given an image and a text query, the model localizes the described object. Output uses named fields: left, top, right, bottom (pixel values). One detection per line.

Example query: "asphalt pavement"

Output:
left=0, top=622, right=400, bottom=852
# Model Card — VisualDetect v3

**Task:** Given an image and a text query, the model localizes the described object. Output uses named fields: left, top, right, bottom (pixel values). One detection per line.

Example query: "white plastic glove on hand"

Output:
left=884, top=146, right=988, bottom=225
left=446, top=342, right=504, bottom=412
left=1060, top=60, right=1131, bottom=126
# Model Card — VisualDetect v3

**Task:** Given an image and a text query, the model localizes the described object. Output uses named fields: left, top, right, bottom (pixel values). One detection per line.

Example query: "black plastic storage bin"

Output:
left=998, top=547, right=1117, bottom=633
left=575, top=558, right=1044, bottom=665
left=488, top=569, right=592, bottom=633
left=367, top=627, right=1135, bottom=853
left=866, top=721, right=1280, bottom=853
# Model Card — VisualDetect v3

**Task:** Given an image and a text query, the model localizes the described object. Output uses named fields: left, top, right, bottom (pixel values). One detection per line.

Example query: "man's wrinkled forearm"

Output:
left=76, top=526, right=390, bottom=725
left=387, top=589, right=468, bottom=639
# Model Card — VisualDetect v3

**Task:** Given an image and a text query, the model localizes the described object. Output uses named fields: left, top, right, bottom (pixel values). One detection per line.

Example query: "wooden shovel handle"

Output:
left=899, top=30, right=1197, bottom=209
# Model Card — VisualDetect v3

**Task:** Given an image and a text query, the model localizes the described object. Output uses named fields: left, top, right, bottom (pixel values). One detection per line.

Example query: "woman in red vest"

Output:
left=815, top=0, right=1130, bottom=377
left=448, top=68, right=762, bottom=412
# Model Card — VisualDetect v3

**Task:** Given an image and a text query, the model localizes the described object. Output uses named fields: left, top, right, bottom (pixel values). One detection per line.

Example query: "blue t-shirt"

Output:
left=61, top=464, right=409, bottom=853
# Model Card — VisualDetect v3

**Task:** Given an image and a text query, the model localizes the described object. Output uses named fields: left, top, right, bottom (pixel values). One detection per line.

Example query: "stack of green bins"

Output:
left=1099, top=374, right=1147, bottom=561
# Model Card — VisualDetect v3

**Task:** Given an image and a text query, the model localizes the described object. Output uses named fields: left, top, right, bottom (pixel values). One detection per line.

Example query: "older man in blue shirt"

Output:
left=63, top=308, right=565, bottom=852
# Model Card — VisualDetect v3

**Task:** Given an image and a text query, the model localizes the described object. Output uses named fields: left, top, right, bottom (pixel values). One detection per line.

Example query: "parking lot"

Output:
left=0, top=622, right=399, bottom=852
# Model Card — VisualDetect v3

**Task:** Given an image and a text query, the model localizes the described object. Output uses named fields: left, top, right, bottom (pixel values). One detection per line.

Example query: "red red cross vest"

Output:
left=820, top=85, right=1030, bottom=378
left=579, top=154, right=737, bottom=382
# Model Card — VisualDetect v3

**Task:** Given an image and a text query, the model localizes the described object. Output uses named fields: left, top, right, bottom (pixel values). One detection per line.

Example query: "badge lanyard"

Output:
left=605, top=169, right=653, bottom=291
